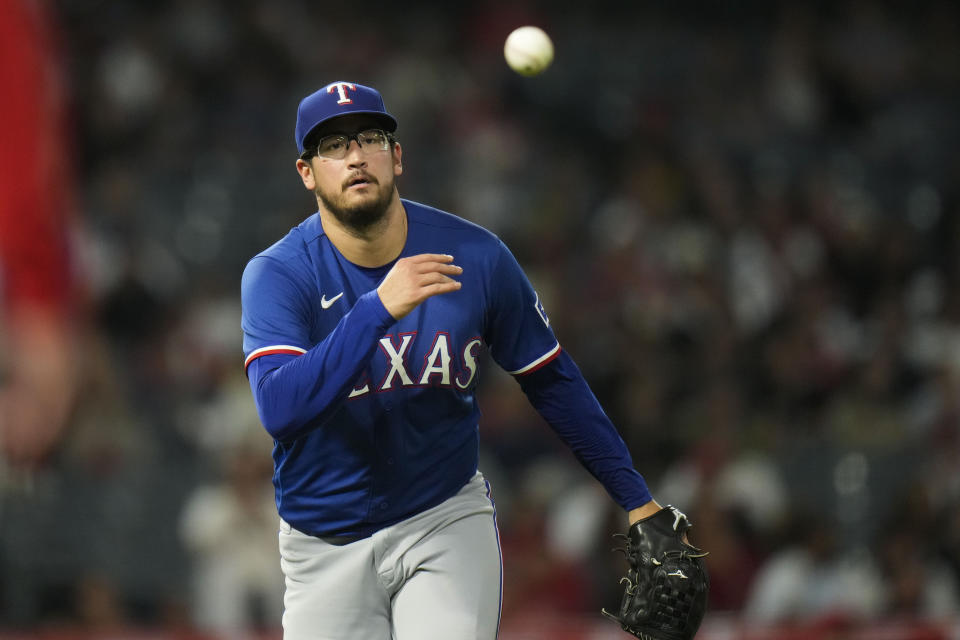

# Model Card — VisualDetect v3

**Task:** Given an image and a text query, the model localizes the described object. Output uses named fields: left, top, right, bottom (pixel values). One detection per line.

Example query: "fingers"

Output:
left=377, top=253, right=464, bottom=320
left=405, top=253, right=463, bottom=280
left=408, top=258, right=463, bottom=294
left=420, top=267, right=463, bottom=284
left=407, top=254, right=462, bottom=277
left=432, top=263, right=464, bottom=276
left=407, top=253, right=455, bottom=263
left=425, top=278, right=462, bottom=294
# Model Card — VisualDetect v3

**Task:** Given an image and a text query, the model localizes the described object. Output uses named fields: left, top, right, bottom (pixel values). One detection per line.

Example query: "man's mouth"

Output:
left=345, top=174, right=375, bottom=190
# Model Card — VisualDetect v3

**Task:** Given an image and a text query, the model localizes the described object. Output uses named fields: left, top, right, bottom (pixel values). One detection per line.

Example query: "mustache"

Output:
left=343, top=172, right=378, bottom=189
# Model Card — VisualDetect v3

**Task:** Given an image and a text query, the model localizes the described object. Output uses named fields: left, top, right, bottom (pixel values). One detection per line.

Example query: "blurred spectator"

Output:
left=0, top=0, right=82, bottom=468
left=498, top=460, right=598, bottom=623
left=742, top=507, right=884, bottom=624
left=72, top=573, right=128, bottom=633
left=875, top=487, right=960, bottom=619
left=657, top=431, right=786, bottom=611
left=178, top=426, right=282, bottom=634
left=879, top=524, right=960, bottom=619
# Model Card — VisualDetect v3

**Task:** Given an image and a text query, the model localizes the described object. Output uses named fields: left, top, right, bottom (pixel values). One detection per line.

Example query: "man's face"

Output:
left=297, top=115, right=402, bottom=234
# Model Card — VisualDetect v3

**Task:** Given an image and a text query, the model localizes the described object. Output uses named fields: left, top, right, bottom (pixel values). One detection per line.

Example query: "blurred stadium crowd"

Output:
left=2, top=0, right=960, bottom=637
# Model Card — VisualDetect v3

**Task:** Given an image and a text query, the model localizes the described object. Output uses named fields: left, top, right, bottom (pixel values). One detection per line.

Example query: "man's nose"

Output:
left=344, top=139, right=366, bottom=164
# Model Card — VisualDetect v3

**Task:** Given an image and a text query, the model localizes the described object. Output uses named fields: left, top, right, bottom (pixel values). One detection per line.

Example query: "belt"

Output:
left=317, top=534, right=363, bottom=546
left=282, top=518, right=365, bottom=546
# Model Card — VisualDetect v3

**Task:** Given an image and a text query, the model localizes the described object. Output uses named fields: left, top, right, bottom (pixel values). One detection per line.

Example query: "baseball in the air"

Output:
left=504, top=26, right=554, bottom=77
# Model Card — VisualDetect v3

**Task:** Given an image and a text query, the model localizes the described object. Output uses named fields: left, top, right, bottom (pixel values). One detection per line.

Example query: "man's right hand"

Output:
left=377, top=254, right=462, bottom=320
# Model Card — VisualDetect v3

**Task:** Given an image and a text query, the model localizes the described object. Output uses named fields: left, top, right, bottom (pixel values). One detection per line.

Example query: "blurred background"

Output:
left=2, top=0, right=960, bottom=638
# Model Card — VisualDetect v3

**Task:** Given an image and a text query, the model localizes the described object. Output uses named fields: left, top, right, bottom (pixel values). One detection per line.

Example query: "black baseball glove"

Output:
left=602, top=505, right=709, bottom=640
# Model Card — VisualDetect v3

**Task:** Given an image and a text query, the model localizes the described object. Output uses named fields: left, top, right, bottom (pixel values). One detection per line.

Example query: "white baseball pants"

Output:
left=278, top=472, right=502, bottom=640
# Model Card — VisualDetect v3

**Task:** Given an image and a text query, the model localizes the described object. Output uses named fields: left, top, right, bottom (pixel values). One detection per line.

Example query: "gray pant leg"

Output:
left=279, top=522, right=391, bottom=640
left=389, top=474, right=502, bottom=640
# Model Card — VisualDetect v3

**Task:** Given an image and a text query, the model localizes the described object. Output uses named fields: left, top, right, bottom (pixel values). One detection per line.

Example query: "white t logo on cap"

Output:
left=327, top=82, right=357, bottom=105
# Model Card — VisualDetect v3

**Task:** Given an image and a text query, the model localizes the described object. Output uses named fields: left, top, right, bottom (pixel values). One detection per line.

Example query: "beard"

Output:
left=316, top=172, right=396, bottom=236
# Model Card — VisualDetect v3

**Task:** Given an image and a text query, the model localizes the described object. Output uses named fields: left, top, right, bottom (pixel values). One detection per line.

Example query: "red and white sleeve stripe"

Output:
left=507, top=343, right=561, bottom=376
left=244, top=344, right=307, bottom=370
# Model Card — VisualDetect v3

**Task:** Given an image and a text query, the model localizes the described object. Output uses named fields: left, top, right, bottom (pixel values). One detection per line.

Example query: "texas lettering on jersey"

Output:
left=348, top=333, right=483, bottom=397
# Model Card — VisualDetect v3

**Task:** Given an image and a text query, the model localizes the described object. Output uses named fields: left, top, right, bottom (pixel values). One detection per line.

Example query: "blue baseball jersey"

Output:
left=241, top=199, right=563, bottom=538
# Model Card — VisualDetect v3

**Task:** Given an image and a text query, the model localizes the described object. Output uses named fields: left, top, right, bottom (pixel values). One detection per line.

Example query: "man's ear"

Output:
left=296, top=158, right=316, bottom=190
left=393, top=142, right=403, bottom=177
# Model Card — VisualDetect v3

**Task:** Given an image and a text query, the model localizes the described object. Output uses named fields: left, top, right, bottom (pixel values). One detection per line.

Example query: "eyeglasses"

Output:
left=303, top=129, right=393, bottom=160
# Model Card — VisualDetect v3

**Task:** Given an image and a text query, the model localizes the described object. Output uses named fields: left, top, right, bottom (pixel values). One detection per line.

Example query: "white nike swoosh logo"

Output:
left=321, top=292, right=344, bottom=309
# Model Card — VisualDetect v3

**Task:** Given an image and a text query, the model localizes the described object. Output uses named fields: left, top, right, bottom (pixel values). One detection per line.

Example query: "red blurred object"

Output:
left=0, top=0, right=81, bottom=467
left=0, top=0, right=77, bottom=311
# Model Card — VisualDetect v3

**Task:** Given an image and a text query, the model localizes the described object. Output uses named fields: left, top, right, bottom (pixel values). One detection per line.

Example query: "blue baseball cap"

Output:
left=295, top=81, right=398, bottom=153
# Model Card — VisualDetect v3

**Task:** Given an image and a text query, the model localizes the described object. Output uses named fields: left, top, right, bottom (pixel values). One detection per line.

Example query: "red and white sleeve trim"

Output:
left=507, top=343, right=561, bottom=376
left=244, top=344, right=307, bottom=370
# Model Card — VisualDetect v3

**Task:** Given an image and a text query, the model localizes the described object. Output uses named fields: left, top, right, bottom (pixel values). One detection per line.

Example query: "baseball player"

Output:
left=240, top=81, right=665, bottom=640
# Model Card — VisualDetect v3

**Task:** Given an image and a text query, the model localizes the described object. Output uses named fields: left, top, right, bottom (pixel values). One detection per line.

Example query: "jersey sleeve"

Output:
left=485, top=240, right=560, bottom=375
left=240, top=254, right=395, bottom=442
left=241, top=255, right=312, bottom=366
